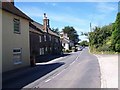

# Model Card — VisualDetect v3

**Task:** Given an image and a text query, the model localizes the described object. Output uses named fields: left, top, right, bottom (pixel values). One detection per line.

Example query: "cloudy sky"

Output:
left=14, top=2, right=118, bottom=41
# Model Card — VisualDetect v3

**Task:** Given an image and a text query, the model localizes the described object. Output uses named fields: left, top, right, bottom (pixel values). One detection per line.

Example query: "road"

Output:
left=23, top=47, right=101, bottom=88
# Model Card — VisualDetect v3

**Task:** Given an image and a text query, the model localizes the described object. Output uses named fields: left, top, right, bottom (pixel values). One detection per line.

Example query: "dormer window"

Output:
left=13, top=18, right=20, bottom=34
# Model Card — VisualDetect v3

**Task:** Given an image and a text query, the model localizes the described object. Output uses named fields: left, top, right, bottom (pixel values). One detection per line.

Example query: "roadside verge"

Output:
left=95, top=54, right=118, bottom=88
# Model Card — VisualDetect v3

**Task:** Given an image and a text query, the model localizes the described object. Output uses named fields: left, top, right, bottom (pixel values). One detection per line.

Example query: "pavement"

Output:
left=95, top=54, right=118, bottom=88
left=3, top=48, right=101, bottom=89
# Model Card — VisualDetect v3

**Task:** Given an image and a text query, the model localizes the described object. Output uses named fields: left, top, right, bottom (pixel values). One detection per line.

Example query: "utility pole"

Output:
left=90, top=22, right=92, bottom=32
left=118, top=1, right=120, bottom=13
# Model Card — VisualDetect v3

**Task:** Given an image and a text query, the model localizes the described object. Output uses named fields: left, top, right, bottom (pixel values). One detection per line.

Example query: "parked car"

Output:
left=78, top=46, right=83, bottom=51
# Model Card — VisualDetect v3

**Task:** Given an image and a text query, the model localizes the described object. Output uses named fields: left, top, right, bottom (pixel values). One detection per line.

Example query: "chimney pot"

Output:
left=44, top=13, right=47, bottom=19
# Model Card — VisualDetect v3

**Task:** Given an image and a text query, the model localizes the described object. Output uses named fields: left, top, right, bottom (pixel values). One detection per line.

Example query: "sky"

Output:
left=14, top=2, right=118, bottom=41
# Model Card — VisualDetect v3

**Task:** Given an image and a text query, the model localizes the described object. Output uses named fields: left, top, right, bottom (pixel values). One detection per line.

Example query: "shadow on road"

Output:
left=2, top=62, right=65, bottom=89
left=36, top=53, right=71, bottom=63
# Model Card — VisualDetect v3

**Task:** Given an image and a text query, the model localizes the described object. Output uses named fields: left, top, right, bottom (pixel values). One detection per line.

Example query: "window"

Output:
left=39, top=48, right=42, bottom=55
left=45, top=47, right=47, bottom=52
left=49, top=35, right=51, bottom=41
left=39, top=35, right=42, bottom=42
left=50, top=47, right=52, bottom=51
left=44, top=35, right=46, bottom=41
left=42, top=48, right=44, bottom=55
left=55, top=38, right=58, bottom=43
left=13, top=18, right=20, bottom=34
left=13, top=48, right=22, bottom=64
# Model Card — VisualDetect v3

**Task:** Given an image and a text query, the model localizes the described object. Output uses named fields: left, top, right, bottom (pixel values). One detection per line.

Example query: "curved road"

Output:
left=24, top=47, right=101, bottom=88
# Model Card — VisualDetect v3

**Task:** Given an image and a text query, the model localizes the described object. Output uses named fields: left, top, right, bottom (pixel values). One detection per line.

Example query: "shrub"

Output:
left=115, top=43, right=120, bottom=52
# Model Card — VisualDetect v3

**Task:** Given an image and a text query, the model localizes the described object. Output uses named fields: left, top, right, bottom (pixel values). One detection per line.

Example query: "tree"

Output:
left=111, top=13, right=120, bottom=52
left=79, top=40, right=89, bottom=46
left=62, top=26, right=79, bottom=45
left=51, top=28, right=60, bottom=35
left=88, top=12, right=120, bottom=53
left=89, top=24, right=114, bottom=52
left=80, top=32, right=88, bottom=36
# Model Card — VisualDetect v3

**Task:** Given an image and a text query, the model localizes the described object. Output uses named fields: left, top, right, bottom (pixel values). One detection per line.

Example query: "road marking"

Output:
left=45, top=79, right=51, bottom=82
left=46, top=51, right=83, bottom=82
left=70, top=61, right=75, bottom=66
left=70, top=54, right=80, bottom=66
left=53, top=69, right=66, bottom=78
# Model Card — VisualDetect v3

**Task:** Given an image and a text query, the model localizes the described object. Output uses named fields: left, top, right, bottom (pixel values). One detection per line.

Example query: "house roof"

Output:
left=31, top=21, right=60, bottom=37
left=2, top=2, right=32, bottom=21
left=29, top=22, right=44, bottom=35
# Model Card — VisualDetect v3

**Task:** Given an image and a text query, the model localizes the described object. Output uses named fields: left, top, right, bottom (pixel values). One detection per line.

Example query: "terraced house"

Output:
left=1, top=2, right=32, bottom=72
left=1, top=1, right=62, bottom=72
left=30, top=13, right=62, bottom=63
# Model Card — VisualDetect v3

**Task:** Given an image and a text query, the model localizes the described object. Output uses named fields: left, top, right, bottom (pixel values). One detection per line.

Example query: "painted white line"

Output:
left=69, top=53, right=80, bottom=66
left=45, top=79, right=51, bottom=82
left=70, top=61, right=75, bottom=66
left=53, top=69, right=66, bottom=78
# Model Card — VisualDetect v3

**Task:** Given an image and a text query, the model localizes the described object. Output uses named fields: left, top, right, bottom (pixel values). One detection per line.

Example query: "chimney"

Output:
left=7, top=0, right=14, bottom=5
left=43, top=13, right=48, bottom=32
left=47, top=19, right=50, bottom=28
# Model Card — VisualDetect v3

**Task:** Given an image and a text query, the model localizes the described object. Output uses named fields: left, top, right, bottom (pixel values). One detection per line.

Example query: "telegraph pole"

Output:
left=118, top=1, right=120, bottom=13
left=90, top=22, right=92, bottom=32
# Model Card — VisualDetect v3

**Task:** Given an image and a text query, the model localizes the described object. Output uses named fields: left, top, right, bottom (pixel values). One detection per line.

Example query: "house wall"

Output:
left=0, top=9, right=2, bottom=71
left=29, top=31, right=43, bottom=57
left=51, top=35, right=61, bottom=54
left=30, top=25, right=62, bottom=56
left=2, top=10, right=30, bottom=72
left=65, top=43, right=69, bottom=50
left=0, top=8, right=2, bottom=89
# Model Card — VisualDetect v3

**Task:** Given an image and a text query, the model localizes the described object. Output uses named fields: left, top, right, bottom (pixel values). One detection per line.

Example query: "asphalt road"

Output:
left=24, top=47, right=101, bottom=88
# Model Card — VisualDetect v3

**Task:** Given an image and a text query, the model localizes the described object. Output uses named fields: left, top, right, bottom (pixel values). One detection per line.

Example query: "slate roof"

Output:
left=31, top=21, right=60, bottom=37
left=2, top=2, right=32, bottom=21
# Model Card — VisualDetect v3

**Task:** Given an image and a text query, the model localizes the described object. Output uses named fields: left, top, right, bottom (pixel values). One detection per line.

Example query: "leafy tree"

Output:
left=111, top=13, right=120, bottom=52
left=88, top=12, right=120, bottom=53
left=80, top=32, right=88, bottom=36
left=62, top=26, right=79, bottom=45
left=89, top=24, right=115, bottom=52
left=51, top=28, right=60, bottom=35
left=79, top=40, right=89, bottom=46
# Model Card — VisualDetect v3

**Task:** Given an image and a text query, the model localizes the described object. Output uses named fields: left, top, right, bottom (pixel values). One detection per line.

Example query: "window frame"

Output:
left=13, top=48, right=22, bottom=65
left=44, top=35, right=46, bottom=41
left=13, top=18, right=21, bottom=34
left=39, top=48, right=42, bottom=55
left=42, top=48, right=44, bottom=55
left=45, top=47, right=47, bottom=52
left=49, top=35, right=51, bottom=41
left=39, top=35, right=42, bottom=42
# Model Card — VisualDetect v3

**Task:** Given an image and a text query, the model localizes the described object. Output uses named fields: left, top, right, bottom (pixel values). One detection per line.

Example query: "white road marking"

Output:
left=70, top=61, right=75, bottom=66
left=45, top=51, right=83, bottom=83
left=53, top=69, right=66, bottom=78
left=70, top=54, right=80, bottom=66
left=45, top=79, right=51, bottom=82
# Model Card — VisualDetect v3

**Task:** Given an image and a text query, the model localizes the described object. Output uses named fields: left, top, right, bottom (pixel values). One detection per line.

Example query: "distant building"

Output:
left=29, top=13, right=62, bottom=62
left=69, top=40, right=74, bottom=48
left=1, top=2, right=32, bottom=72
left=60, top=31, right=70, bottom=51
